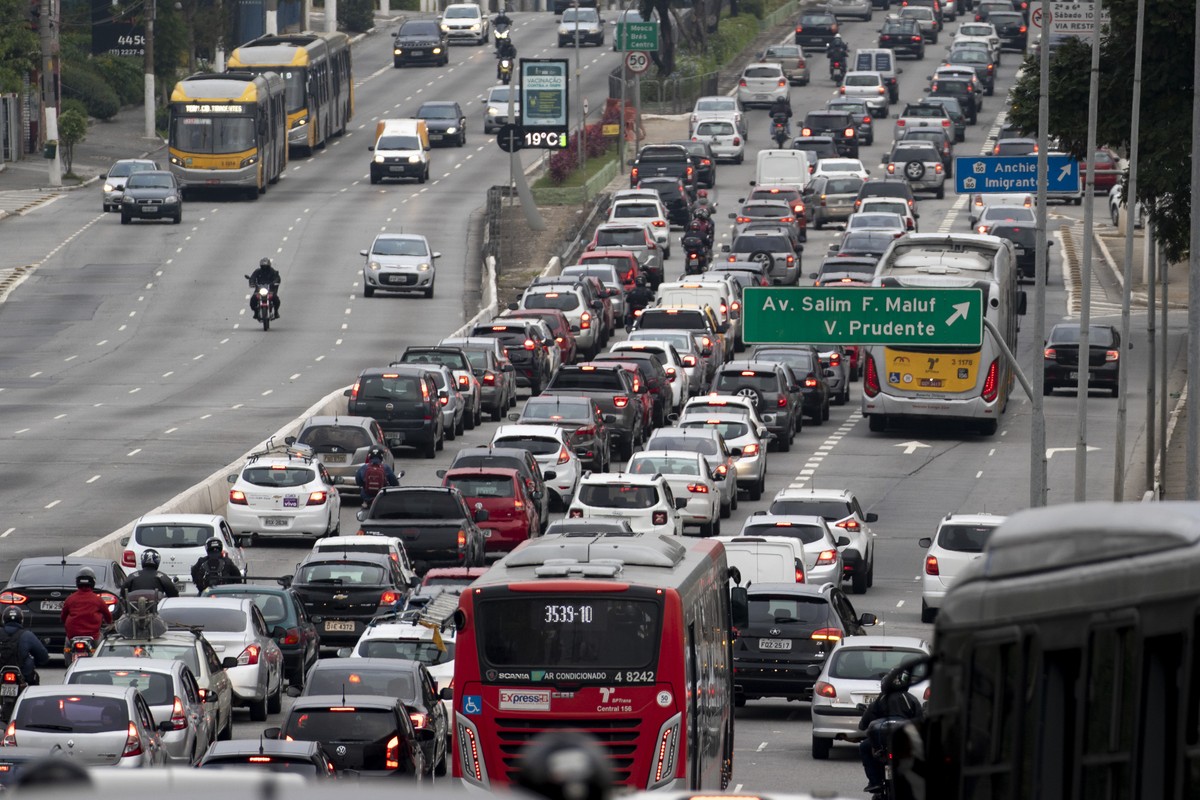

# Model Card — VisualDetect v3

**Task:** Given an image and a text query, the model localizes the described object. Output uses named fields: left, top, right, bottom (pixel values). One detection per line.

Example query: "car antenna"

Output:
left=259, top=733, right=265, bottom=755
left=60, top=549, right=67, bottom=566
left=342, top=683, right=347, bottom=705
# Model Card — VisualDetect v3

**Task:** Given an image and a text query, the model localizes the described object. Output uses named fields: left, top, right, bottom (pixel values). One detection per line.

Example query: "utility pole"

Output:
left=1029, top=0, right=1050, bottom=506
left=326, top=0, right=338, bottom=32
left=40, top=0, right=61, bottom=185
left=144, top=0, right=156, bottom=139
left=1189, top=0, right=1200, bottom=500
left=574, top=3, right=584, bottom=171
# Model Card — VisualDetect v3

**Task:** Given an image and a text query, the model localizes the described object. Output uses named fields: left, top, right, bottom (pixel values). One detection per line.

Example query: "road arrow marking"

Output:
left=946, top=302, right=971, bottom=326
left=895, top=441, right=931, bottom=455
left=1046, top=446, right=1100, bottom=458
left=1058, top=162, right=1073, bottom=183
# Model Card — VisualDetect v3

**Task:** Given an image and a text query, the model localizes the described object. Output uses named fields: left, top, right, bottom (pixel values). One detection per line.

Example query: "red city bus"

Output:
left=451, top=531, right=735, bottom=790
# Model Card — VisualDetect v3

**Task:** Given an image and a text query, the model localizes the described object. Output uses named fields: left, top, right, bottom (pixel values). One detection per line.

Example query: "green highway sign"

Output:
left=742, top=287, right=984, bottom=347
left=616, top=21, right=659, bottom=52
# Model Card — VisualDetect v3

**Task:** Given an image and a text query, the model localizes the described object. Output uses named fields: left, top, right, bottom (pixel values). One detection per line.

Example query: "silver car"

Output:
left=737, top=514, right=844, bottom=585
left=102, top=158, right=158, bottom=212
left=481, top=84, right=519, bottom=133
left=557, top=6, right=604, bottom=46
left=424, top=363, right=468, bottom=439
left=4, top=685, right=170, bottom=767
left=690, top=95, right=748, bottom=140
left=360, top=233, right=440, bottom=298
left=736, top=62, right=789, bottom=109
left=65, top=657, right=216, bottom=765
left=918, top=513, right=1005, bottom=622
left=157, top=597, right=285, bottom=722
left=886, top=140, right=947, bottom=199
left=293, top=415, right=396, bottom=495
left=840, top=71, right=889, bottom=116
left=589, top=222, right=665, bottom=277
left=722, top=227, right=801, bottom=285
left=676, top=412, right=769, bottom=502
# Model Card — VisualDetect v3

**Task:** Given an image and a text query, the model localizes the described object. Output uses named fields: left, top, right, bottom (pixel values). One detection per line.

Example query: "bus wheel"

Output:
left=977, top=419, right=998, bottom=436
left=868, top=414, right=886, bottom=432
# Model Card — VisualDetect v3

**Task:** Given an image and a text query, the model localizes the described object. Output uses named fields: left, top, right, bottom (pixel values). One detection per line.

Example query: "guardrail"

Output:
left=759, top=0, right=799, bottom=29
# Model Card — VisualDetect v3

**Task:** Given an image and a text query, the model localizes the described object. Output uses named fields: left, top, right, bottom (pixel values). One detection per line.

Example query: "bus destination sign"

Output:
left=181, top=104, right=249, bottom=114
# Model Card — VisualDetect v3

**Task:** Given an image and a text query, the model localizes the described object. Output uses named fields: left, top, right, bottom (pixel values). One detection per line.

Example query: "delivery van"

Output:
left=751, top=149, right=811, bottom=193
left=718, top=535, right=808, bottom=586
left=369, top=119, right=431, bottom=184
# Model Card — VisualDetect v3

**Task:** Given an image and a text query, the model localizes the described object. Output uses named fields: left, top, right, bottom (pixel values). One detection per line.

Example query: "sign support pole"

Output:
left=634, top=73, right=642, bottom=154
left=510, top=63, right=545, bottom=230
left=1030, top=0, right=1050, bottom=507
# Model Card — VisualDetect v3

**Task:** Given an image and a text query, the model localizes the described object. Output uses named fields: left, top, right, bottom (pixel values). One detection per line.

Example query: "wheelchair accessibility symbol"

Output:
left=464, top=696, right=483, bottom=715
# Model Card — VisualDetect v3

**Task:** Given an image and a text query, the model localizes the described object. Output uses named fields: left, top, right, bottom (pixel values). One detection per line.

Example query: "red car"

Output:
left=502, top=308, right=578, bottom=366
left=577, top=249, right=641, bottom=292
left=1082, top=147, right=1122, bottom=192
left=440, top=467, right=539, bottom=554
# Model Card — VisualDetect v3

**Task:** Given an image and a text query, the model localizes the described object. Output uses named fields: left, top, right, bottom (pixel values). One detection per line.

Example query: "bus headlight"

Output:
left=408, top=155, right=421, bottom=163
left=374, top=155, right=385, bottom=163
left=445, top=126, right=457, bottom=134
left=169, top=155, right=184, bottom=166
left=239, top=154, right=259, bottom=168
left=291, top=116, right=308, bottom=128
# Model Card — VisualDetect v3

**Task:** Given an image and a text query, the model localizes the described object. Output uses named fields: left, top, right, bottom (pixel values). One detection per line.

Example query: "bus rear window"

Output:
left=475, top=597, right=661, bottom=669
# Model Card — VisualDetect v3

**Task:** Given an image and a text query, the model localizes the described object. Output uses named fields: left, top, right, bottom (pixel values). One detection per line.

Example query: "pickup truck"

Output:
left=629, top=144, right=698, bottom=197
left=892, top=103, right=954, bottom=142
left=356, top=486, right=488, bottom=572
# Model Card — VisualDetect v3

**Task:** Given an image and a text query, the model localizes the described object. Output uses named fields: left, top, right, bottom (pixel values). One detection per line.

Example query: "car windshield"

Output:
left=549, top=370, right=623, bottom=390
left=307, top=669, right=417, bottom=700
left=240, top=466, right=316, bottom=489
left=371, top=238, right=428, bottom=256
left=645, top=435, right=718, bottom=455
left=401, top=21, right=439, bottom=35
left=127, top=174, right=175, bottom=189
left=419, top=105, right=457, bottom=119
left=743, top=521, right=829, bottom=545
left=488, top=88, right=512, bottom=103
left=578, top=483, right=659, bottom=508
left=69, top=669, right=174, bottom=705
left=844, top=74, right=880, bottom=87
left=561, top=8, right=598, bottom=21
left=285, top=707, right=398, bottom=742
left=358, top=638, right=456, bottom=665
left=377, top=135, right=422, bottom=151
left=134, top=523, right=215, bottom=548
left=159, top=606, right=247, bottom=632
left=14, top=695, right=129, bottom=733
left=829, top=648, right=926, bottom=680
left=628, top=456, right=701, bottom=476
left=371, top=491, right=462, bottom=519
left=492, top=436, right=561, bottom=456
left=445, top=474, right=516, bottom=497
left=444, top=6, right=477, bottom=16
left=109, top=162, right=155, bottom=178
left=769, top=499, right=853, bottom=520
left=680, top=419, right=751, bottom=440
left=715, top=371, right=778, bottom=393
left=211, top=591, right=290, bottom=623
left=595, top=229, right=647, bottom=247
left=524, top=291, right=580, bottom=311
left=521, top=398, right=590, bottom=420
left=1049, top=325, right=1116, bottom=347
left=297, top=562, right=387, bottom=585
left=747, top=595, right=837, bottom=628
left=95, top=642, right=200, bottom=674
left=298, top=426, right=372, bottom=452
left=936, top=522, right=998, bottom=552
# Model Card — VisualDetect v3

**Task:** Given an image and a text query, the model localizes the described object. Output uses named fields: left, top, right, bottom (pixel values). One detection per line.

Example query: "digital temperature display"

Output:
left=523, top=129, right=569, bottom=149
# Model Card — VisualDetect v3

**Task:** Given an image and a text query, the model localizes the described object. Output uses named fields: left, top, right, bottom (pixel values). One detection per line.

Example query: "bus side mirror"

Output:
left=1017, top=290, right=1028, bottom=315
left=730, top=586, right=749, bottom=627
left=728, top=566, right=742, bottom=586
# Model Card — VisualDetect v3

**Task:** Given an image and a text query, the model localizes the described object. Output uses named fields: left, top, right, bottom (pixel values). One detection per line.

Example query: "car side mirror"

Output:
left=343, top=388, right=352, bottom=397
left=356, top=509, right=368, bottom=522
left=433, top=252, right=442, bottom=259
left=836, top=535, right=851, bottom=547
left=824, top=369, right=836, bottom=378
left=772, top=278, right=784, bottom=286
left=809, top=272, right=818, bottom=279
left=542, top=470, right=557, bottom=481
left=157, top=720, right=175, bottom=733
left=222, top=656, right=239, bottom=669
left=503, top=363, right=516, bottom=372
left=286, top=685, right=303, bottom=698
left=120, top=537, right=129, bottom=546
left=727, top=212, right=736, bottom=219
left=674, top=497, right=688, bottom=510
left=359, top=249, right=369, bottom=257
left=440, top=686, right=454, bottom=700
left=603, top=414, right=617, bottom=423
left=367, top=145, right=374, bottom=151
left=728, top=447, right=742, bottom=458
left=805, top=664, right=822, bottom=678
left=508, top=412, right=520, bottom=421
left=866, top=512, right=879, bottom=523
left=860, top=612, right=879, bottom=625
left=263, top=726, right=282, bottom=740
left=730, top=586, right=749, bottom=627
left=918, top=537, right=932, bottom=548
left=227, top=474, right=238, bottom=483
left=336, top=647, right=353, bottom=658
left=721, top=244, right=730, bottom=253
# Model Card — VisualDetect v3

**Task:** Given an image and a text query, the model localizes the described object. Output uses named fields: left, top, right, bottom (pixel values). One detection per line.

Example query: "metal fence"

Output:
left=607, top=69, right=720, bottom=115
left=759, top=0, right=800, bottom=29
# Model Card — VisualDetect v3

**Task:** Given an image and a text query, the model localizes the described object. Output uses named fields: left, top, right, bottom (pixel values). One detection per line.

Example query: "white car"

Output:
left=737, top=514, right=843, bottom=585
left=311, top=534, right=420, bottom=589
left=439, top=2, right=489, bottom=44
left=643, top=426, right=738, bottom=514
left=736, top=62, right=789, bottom=109
left=481, top=84, right=519, bottom=134
left=346, top=615, right=458, bottom=716
left=857, top=196, right=918, bottom=232
left=918, top=512, right=1006, bottom=622
left=690, top=95, right=747, bottom=140
left=102, top=158, right=158, bottom=212
left=768, top=487, right=878, bottom=594
left=839, top=71, right=889, bottom=116
left=968, top=190, right=1033, bottom=229
left=156, top=597, right=286, bottom=722
left=360, top=232, right=440, bottom=299
left=681, top=393, right=771, bottom=432
left=122, top=513, right=247, bottom=591
left=225, top=444, right=342, bottom=542
left=975, top=203, right=1035, bottom=235
left=812, top=157, right=870, bottom=181
left=608, top=197, right=671, bottom=255
left=490, top=423, right=581, bottom=509
left=626, top=450, right=722, bottom=535
left=691, top=117, right=745, bottom=164
left=609, top=340, right=692, bottom=411
left=953, top=22, right=1002, bottom=62
left=566, top=472, right=685, bottom=535
left=676, top=412, right=769, bottom=502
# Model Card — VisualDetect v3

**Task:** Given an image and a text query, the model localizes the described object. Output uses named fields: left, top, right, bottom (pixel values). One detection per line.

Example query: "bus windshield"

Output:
left=278, top=69, right=306, bottom=114
left=171, top=116, right=256, bottom=154
left=475, top=596, right=661, bottom=669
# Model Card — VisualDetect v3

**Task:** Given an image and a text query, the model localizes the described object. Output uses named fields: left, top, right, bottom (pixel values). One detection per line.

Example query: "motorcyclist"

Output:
left=1, top=607, right=50, bottom=685
left=770, top=95, right=793, bottom=141
left=624, top=276, right=655, bottom=331
left=858, top=667, right=924, bottom=795
left=493, top=6, right=512, bottom=31
left=59, top=568, right=113, bottom=655
left=355, top=446, right=402, bottom=508
left=692, top=188, right=714, bottom=213
left=121, top=549, right=180, bottom=599
left=496, top=36, right=517, bottom=80
left=828, top=34, right=849, bottom=73
left=248, top=257, right=282, bottom=321
left=190, top=538, right=244, bottom=594
left=689, top=206, right=715, bottom=248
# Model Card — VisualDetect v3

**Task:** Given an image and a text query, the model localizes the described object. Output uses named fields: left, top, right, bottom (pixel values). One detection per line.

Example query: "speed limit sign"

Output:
left=625, top=51, right=651, bottom=74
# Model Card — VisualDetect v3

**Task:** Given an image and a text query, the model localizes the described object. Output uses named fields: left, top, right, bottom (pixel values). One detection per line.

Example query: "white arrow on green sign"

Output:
left=742, top=287, right=984, bottom=347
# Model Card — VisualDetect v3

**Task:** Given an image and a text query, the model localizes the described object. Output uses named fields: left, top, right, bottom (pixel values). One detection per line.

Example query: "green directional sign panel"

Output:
left=616, top=21, right=659, bottom=52
left=742, top=287, right=984, bottom=347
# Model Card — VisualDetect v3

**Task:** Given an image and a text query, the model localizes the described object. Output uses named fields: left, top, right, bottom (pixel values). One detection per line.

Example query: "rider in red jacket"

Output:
left=60, top=568, right=113, bottom=640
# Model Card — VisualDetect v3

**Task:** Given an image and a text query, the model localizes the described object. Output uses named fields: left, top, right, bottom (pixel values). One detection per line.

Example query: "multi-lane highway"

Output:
left=6, top=6, right=1187, bottom=796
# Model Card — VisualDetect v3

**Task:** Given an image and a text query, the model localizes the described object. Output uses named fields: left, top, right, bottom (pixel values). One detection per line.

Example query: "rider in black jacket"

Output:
left=858, top=667, right=924, bottom=795
left=248, top=257, right=282, bottom=320
left=121, top=549, right=180, bottom=599
left=624, top=277, right=656, bottom=330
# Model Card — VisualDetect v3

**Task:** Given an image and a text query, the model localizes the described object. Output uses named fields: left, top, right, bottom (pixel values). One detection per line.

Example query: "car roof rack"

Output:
left=245, top=436, right=315, bottom=465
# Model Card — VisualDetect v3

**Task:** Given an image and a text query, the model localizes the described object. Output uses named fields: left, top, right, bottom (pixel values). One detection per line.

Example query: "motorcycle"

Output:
left=681, top=233, right=710, bottom=274
left=830, top=59, right=846, bottom=84
left=245, top=275, right=277, bottom=331
left=498, top=57, right=514, bottom=85
left=0, top=666, right=26, bottom=723
left=771, top=115, right=791, bottom=148
left=63, top=635, right=96, bottom=667
left=494, top=23, right=511, bottom=50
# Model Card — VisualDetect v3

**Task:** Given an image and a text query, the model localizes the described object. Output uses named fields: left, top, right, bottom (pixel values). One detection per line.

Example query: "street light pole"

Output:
left=144, top=0, right=156, bottom=139
left=574, top=4, right=585, bottom=171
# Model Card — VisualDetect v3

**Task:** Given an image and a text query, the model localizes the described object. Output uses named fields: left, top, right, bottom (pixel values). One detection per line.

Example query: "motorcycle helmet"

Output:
left=75, top=567, right=96, bottom=590
left=1, top=606, right=24, bottom=627
left=259, top=257, right=273, bottom=268
left=697, top=189, right=708, bottom=199
left=695, top=207, right=710, bottom=220
left=141, top=548, right=162, bottom=569
left=368, top=446, right=386, bottom=462
left=635, top=276, right=647, bottom=286
left=881, top=665, right=912, bottom=695
left=205, top=538, right=224, bottom=556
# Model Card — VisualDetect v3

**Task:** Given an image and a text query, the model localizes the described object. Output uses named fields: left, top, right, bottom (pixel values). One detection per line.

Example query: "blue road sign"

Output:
left=954, top=154, right=1080, bottom=194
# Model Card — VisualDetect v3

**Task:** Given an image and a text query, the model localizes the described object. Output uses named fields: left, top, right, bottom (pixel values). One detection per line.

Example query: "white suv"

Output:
left=225, top=444, right=342, bottom=542
left=122, top=513, right=247, bottom=591
left=439, top=3, right=489, bottom=44
left=767, top=487, right=877, bottom=594
left=567, top=472, right=685, bottom=535
left=918, top=513, right=1005, bottom=622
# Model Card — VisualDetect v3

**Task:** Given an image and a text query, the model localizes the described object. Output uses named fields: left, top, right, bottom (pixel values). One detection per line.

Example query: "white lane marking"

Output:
left=14, top=428, right=29, bottom=435
left=896, top=600, right=905, bottom=608
left=163, top=371, right=173, bottom=377
left=232, top=404, right=243, bottom=410
left=127, top=449, right=141, bottom=457
left=262, top=389, right=273, bottom=396
left=200, top=414, right=212, bottom=420
left=96, top=340, right=108, bottom=346
left=976, top=471, right=983, bottom=478
left=129, top=387, right=141, bottom=394
left=86, top=475, right=101, bottom=484
left=29, top=371, right=42, bottom=378
left=988, top=448, right=996, bottom=456
left=164, top=427, right=178, bottom=434
left=289, top=373, right=301, bottom=381
left=54, top=414, right=66, bottom=420
left=1, top=528, right=14, bottom=538
left=44, top=500, right=60, bottom=509
left=64, top=355, right=77, bottom=361
left=756, top=742, right=768, bottom=752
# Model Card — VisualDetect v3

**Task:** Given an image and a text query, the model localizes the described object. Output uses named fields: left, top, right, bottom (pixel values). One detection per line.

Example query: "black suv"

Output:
left=346, top=365, right=445, bottom=458
left=790, top=135, right=840, bottom=161
left=416, top=100, right=466, bottom=147
left=629, top=144, right=697, bottom=197
left=854, top=178, right=916, bottom=213
left=749, top=345, right=832, bottom=424
left=636, top=176, right=692, bottom=226
left=826, top=98, right=875, bottom=145
left=709, top=359, right=803, bottom=450
left=271, top=694, right=425, bottom=776
left=800, top=111, right=859, bottom=158
left=794, top=9, right=839, bottom=49
left=591, top=351, right=672, bottom=427
left=670, top=140, right=717, bottom=188
left=542, top=364, right=642, bottom=459
left=878, top=16, right=925, bottom=58
left=988, top=10, right=1027, bottom=51
left=730, top=581, right=878, bottom=704
left=467, top=320, right=553, bottom=394
left=393, top=19, right=449, bottom=67
left=929, top=77, right=979, bottom=123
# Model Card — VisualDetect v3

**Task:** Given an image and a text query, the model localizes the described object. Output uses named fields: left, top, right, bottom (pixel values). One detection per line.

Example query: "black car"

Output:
left=988, top=10, right=1027, bottom=50
left=289, top=552, right=418, bottom=648
left=811, top=254, right=880, bottom=285
left=630, top=144, right=697, bottom=197
left=748, top=345, right=832, bottom=423
left=202, top=584, right=320, bottom=688
left=2, top=557, right=125, bottom=650
left=854, top=178, right=916, bottom=213
left=878, top=16, right=925, bottom=58
left=794, top=10, right=839, bottom=49
left=826, top=98, right=875, bottom=145
left=393, top=19, right=449, bottom=67
left=917, top=95, right=967, bottom=142
left=467, top=319, right=554, bottom=394
left=981, top=218, right=1038, bottom=280
left=346, top=365, right=445, bottom=458
left=929, top=77, right=978, bottom=123
left=636, top=176, right=692, bottom=226
left=730, top=581, right=878, bottom=704
left=670, top=140, right=717, bottom=188
left=269, top=694, right=425, bottom=777
left=301, top=658, right=450, bottom=776
left=120, top=171, right=182, bottom=225
left=1044, top=323, right=1121, bottom=397
left=591, top=351, right=672, bottom=428
left=800, top=111, right=859, bottom=158
left=943, top=48, right=996, bottom=94
left=416, top=100, right=466, bottom=147
left=542, top=364, right=643, bottom=458
left=829, top=229, right=897, bottom=260
left=790, top=135, right=840, bottom=162
left=198, top=739, right=337, bottom=778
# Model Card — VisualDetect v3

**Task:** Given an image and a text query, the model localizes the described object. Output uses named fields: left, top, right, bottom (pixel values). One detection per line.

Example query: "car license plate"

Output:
left=262, top=517, right=289, bottom=528
left=755, top=94, right=768, bottom=100
left=411, top=49, right=424, bottom=55
left=0, top=685, right=17, bottom=697
left=919, top=378, right=944, bottom=388
left=386, top=432, right=405, bottom=444
left=141, top=206, right=155, bottom=212
left=40, top=600, right=63, bottom=611
left=1068, top=371, right=1094, bottom=380
left=322, top=454, right=348, bottom=464
left=325, top=620, right=356, bottom=632
left=389, top=166, right=405, bottom=173
left=1014, top=246, right=1026, bottom=255
left=758, top=638, right=792, bottom=651
left=283, top=496, right=299, bottom=508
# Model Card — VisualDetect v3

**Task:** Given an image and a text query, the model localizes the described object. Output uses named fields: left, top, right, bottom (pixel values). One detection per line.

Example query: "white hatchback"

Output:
left=691, top=117, right=745, bottom=164
left=736, top=62, right=789, bottom=109
left=839, top=71, right=889, bottom=115
left=490, top=423, right=581, bottom=509
left=737, top=514, right=843, bottom=585
left=122, top=514, right=247, bottom=592
left=812, top=157, right=870, bottom=181
left=918, top=512, right=1005, bottom=622
left=225, top=445, right=342, bottom=542
left=608, top=197, right=671, bottom=255
left=347, top=616, right=458, bottom=716
left=626, top=450, right=721, bottom=536
left=566, top=472, right=685, bottom=535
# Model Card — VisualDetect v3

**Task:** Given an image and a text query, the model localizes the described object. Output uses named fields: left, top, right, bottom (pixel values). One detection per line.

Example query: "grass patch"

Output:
left=534, top=144, right=618, bottom=190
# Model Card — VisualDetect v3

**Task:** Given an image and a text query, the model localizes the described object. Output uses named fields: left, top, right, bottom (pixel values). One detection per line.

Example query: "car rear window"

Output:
left=241, top=466, right=316, bottom=488
left=306, top=669, right=417, bottom=701
left=731, top=235, right=791, bottom=252
left=595, top=229, right=647, bottom=247
left=991, top=226, right=1036, bottom=247
left=524, top=291, right=580, bottom=312
left=134, top=524, right=215, bottom=548
left=371, top=491, right=461, bottom=519
left=401, top=21, right=439, bottom=35
left=11, top=564, right=109, bottom=586
left=200, top=757, right=319, bottom=776
left=645, top=435, right=718, bottom=455
left=844, top=74, right=880, bottom=87
left=1049, top=325, right=1115, bottom=347
left=357, top=639, right=455, bottom=665
left=284, top=707, right=398, bottom=742
left=696, top=121, right=735, bottom=136
left=628, top=456, right=701, bottom=476
left=297, top=562, right=387, bottom=585
left=15, top=695, right=129, bottom=732
left=747, top=595, right=836, bottom=628
left=69, top=669, right=174, bottom=705
left=446, top=474, right=517, bottom=497
left=298, top=426, right=372, bottom=452
left=829, top=647, right=926, bottom=680
left=578, top=483, right=659, bottom=508
left=714, top=371, right=779, bottom=393
left=492, top=436, right=561, bottom=456
left=358, top=375, right=422, bottom=402
left=680, top=419, right=751, bottom=440
left=769, top=499, right=853, bottom=520
left=743, top=521, right=829, bottom=545
left=548, top=370, right=623, bottom=390
left=826, top=178, right=864, bottom=194
left=400, top=351, right=465, bottom=370
left=613, top=203, right=659, bottom=218
left=314, top=542, right=392, bottom=560
left=936, top=523, right=999, bottom=552
left=521, top=398, right=590, bottom=420
left=95, top=643, right=200, bottom=674
left=211, top=591, right=290, bottom=623
left=159, top=606, right=247, bottom=632
left=743, top=66, right=781, bottom=79
left=754, top=349, right=817, bottom=373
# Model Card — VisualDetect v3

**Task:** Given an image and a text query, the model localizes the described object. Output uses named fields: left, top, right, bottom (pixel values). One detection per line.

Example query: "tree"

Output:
left=641, top=0, right=676, bottom=75
left=0, top=0, right=39, bottom=93
left=1007, top=0, right=1195, bottom=261
left=58, top=106, right=87, bottom=175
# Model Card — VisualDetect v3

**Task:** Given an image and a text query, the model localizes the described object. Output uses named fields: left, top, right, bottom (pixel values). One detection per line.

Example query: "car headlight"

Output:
left=165, top=195, right=179, bottom=204
left=104, top=183, right=116, bottom=192
left=432, top=47, right=443, bottom=54
left=487, top=107, right=499, bottom=116
left=445, top=126, right=457, bottom=134
left=418, top=263, right=432, bottom=271
left=469, top=22, right=480, bottom=29
left=439, top=23, right=449, bottom=31
left=122, top=196, right=134, bottom=203
left=394, top=48, right=403, bottom=55
left=408, top=155, right=421, bottom=163
left=374, top=155, right=385, bottom=163
left=368, top=261, right=383, bottom=271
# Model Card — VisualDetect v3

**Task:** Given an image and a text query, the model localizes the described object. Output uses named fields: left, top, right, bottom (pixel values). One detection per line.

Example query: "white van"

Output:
left=752, top=149, right=811, bottom=193
left=718, top=535, right=808, bottom=587
left=852, top=48, right=898, bottom=103
left=655, top=280, right=737, bottom=343
left=369, top=118, right=431, bottom=184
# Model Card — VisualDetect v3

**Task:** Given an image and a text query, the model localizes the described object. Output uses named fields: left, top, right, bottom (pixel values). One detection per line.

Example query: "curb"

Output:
left=1093, top=229, right=1188, bottom=310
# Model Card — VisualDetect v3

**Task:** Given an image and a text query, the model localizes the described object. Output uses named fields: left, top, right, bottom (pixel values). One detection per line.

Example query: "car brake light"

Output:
left=887, top=163, right=895, bottom=174
left=897, top=119, right=906, bottom=127
left=613, top=395, right=629, bottom=408
left=457, top=529, right=467, bottom=549
left=381, top=590, right=400, bottom=605
left=0, top=591, right=27, bottom=606
left=935, top=163, right=943, bottom=173
left=3, top=722, right=15, bottom=747
left=348, top=381, right=360, bottom=402
left=816, top=549, right=838, bottom=566
left=805, top=377, right=818, bottom=388
left=686, top=484, right=709, bottom=494
left=981, top=358, right=1000, bottom=402
left=839, top=86, right=845, bottom=94
left=237, top=644, right=261, bottom=666
left=837, top=518, right=861, bottom=533
left=581, top=311, right=591, bottom=329
left=811, top=628, right=842, bottom=642
left=557, top=446, right=572, bottom=465
left=683, top=355, right=697, bottom=367
left=409, top=711, right=428, bottom=730
left=123, top=722, right=143, bottom=757
left=281, top=627, right=300, bottom=645
left=1020, top=25, right=1027, bottom=32
left=739, top=78, right=747, bottom=86
left=741, top=443, right=760, bottom=456
left=122, top=550, right=137, bottom=567
left=652, top=511, right=668, bottom=526
left=925, top=554, right=940, bottom=575
left=777, top=395, right=788, bottom=407
left=457, top=375, right=470, bottom=388
left=829, top=353, right=840, bottom=365
left=795, top=563, right=805, bottom=583
left=1106, top=350, right=1120, bottom=362
left=795, top=24, right=803, bottom=31
left=482, top=371, right=496, bottom=385
left=170, top=697, right=188, bottom=730
left=814, top=681, right=837, bottom=698
left=307, top=491, right=328, bottom=505
left=229, top=489, right=248, bottom=505
left=569, top=509, right=583, bottom=518
left=386, top=735, right=401, bottom=769
left=736, top=216, right=751, bottom=224
left=98, top=592, right=118, bottom=607
left=864, top=353, right=880, bottom=397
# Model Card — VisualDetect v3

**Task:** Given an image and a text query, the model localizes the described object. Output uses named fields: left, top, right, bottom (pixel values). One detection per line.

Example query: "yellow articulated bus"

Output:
left=168, top=72, right=288, bottom=199
left=227, top=31, right=354, bottom=155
